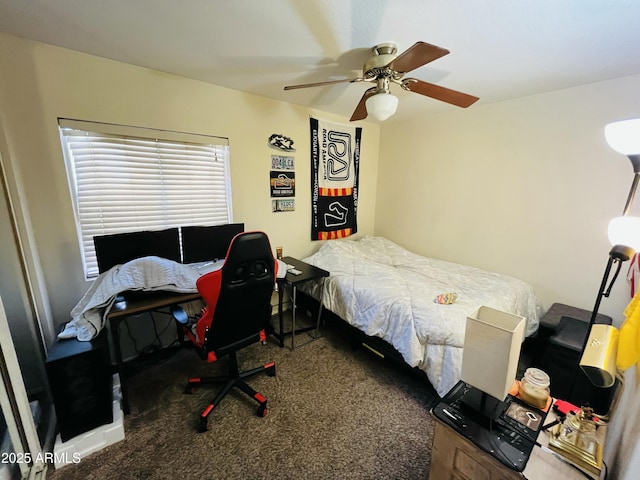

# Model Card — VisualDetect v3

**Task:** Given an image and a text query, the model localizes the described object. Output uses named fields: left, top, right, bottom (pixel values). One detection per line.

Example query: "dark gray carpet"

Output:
left=46, top=327, right=439, bottom=479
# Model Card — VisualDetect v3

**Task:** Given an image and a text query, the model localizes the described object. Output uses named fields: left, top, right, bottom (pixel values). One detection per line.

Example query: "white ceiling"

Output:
left=2, top=0, right=640, bottom=123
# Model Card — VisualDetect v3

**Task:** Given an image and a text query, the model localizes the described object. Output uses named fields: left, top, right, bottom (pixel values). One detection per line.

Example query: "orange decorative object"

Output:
left=509, top=380, right=552, bottom=412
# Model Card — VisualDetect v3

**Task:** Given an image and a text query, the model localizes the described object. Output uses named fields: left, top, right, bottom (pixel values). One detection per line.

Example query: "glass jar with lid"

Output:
left=519, top=367, right=550, bottom=409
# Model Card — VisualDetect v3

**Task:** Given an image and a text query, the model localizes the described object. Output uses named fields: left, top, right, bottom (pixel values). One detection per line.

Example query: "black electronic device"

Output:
left=181, top=223, right=245, bottom=264
left=459, top=386, right=505, bottom=425
left=93, top=227, right=181, bottom=273
left=432, top=381, right=548, bottom=472
left=46, top=331, right=113, bottom=442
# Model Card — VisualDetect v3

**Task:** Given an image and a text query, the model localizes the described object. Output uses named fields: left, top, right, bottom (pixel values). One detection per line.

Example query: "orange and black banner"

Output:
left=310, top=117, right=361, bottom=241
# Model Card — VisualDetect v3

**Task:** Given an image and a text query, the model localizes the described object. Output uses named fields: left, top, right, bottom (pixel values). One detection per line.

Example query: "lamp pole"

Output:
left=577, top=119, right=640, bottom=394
left=583, top=164, right=640, bottom=354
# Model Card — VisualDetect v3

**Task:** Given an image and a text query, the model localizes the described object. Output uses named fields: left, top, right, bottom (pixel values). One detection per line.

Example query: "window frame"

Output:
left=58, top=119, right=232, bottom=279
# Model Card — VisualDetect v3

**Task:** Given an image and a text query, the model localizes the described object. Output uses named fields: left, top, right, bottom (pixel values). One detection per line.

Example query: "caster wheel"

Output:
left=184, top=385, right=196, bottom=394
left=266, top=365, right=276, bottom=377
left=197, top=418, right=208, bottom=433
left=257, top=403, right=268, bottom=417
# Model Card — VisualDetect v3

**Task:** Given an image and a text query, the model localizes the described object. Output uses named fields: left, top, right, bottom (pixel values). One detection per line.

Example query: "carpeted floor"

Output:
left=46, top=326, right=439, bottom=480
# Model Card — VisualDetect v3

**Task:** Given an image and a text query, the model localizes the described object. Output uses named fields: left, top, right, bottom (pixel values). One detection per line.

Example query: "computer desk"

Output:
left=107, top=290, right=201, bottom=414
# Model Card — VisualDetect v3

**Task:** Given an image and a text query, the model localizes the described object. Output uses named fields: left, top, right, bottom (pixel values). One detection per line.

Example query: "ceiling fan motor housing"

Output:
left=363, top=43, right=398, bottom=81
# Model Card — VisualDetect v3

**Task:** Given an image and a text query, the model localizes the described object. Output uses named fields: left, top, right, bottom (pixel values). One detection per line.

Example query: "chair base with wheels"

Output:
left=185, top=349, right=276, bottom=432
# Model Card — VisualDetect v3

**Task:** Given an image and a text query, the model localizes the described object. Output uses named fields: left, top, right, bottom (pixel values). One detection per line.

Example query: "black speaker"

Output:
left=46, top=331, right=113, bottom=442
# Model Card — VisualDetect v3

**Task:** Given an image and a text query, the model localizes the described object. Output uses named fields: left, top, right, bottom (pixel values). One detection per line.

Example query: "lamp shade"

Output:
left=365, top=92, right=398, bottom=121
left=461, top=306, right=525, bottom=400
left=605, top=118, right=640, bottom=155
left=607, top=216, right=640, bottom=250
left=580, top=324, right=619, bottom=388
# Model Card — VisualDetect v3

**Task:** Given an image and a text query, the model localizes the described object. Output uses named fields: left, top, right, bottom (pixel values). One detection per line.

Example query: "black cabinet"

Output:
left=45, top=331, right=113, bottom=442
left=539, top=303, right=617, bottom=414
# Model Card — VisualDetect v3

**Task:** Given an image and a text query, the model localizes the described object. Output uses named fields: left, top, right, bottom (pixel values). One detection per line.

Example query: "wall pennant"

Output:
left=310, top=117, right=361, bottom=240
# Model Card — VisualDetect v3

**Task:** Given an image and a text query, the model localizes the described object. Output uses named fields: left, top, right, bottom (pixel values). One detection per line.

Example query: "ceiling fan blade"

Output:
left=350, top=88, right=377, bottom=121
left=403, top=78, right=479, bottom=108
left=388, top=41, right=450, bottom=74
left=284, top=77, right=363, bottom=90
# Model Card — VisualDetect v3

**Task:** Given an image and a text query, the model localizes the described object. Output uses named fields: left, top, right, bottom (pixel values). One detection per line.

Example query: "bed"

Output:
left=301, top=236, right=543, bottom=397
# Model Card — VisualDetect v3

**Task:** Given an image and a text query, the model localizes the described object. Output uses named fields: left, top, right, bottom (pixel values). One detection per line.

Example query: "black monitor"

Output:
left=181, top=223, right=245, bottom=264
left=93, top=227, right=181, bottom=273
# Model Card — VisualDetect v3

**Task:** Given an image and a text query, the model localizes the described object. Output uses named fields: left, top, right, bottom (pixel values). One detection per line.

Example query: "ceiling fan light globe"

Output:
left=366, top=92, right=398, bottom=121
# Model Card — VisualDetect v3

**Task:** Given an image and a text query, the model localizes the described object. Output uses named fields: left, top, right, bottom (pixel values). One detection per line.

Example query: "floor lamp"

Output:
left=580, top=118, right=640, bottom=388
left=547, top=119, right=640, bottom=477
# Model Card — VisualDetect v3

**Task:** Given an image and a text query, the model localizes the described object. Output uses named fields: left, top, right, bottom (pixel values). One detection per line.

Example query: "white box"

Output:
left=52, top=375, right=125, bottom=469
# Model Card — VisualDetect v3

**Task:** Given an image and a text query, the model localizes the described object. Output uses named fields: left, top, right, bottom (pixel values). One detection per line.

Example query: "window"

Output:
left=59, top=119, right=232, bottom=279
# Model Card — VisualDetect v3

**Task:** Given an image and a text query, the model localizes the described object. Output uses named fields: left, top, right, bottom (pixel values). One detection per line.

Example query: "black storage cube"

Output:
left=541, top=312, right=617, bottom=415
left=46, top=331, right=113, bottom=442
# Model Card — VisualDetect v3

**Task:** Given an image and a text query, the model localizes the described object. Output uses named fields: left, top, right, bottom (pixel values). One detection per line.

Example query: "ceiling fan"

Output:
left=284, top=41, right=479, bottom=122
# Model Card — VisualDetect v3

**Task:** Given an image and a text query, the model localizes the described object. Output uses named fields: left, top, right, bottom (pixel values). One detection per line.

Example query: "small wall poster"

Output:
left=272, top=199, right=295, bottom=212
left=270, top=171, right=295, bottom=197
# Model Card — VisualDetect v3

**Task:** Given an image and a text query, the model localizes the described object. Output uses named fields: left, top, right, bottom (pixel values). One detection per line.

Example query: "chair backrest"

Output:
left=195, top=231, right=275, bottom=351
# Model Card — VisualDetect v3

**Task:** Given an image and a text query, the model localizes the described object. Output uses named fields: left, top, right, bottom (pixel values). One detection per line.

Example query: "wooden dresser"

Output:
left=430, top=415, right=598, bottom=480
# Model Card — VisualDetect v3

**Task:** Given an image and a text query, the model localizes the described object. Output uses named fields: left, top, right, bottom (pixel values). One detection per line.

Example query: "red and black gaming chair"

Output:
left=175, top=231, right=278, bottom=432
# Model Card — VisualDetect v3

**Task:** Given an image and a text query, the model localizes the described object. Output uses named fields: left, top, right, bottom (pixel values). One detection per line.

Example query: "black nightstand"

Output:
left=539, top=303, right=616, bottom=414
left=274, top=256, right=329, bottom=349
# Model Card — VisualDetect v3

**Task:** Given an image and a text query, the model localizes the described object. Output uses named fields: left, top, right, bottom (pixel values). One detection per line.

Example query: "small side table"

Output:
left=539, top=303, right=616, bottom=414
left=430, top=381, right=602, bottom=479
left=430, top=412, right=601, bottom=479
left=275, top=256, right=329, bottom=349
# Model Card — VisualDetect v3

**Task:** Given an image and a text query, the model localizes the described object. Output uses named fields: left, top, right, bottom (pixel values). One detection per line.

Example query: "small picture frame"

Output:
left=505, top=400, right=544, bottom=432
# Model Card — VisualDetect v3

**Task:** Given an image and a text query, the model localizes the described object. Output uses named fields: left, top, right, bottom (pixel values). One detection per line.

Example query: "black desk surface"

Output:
left=107, top=291, right=201, bottom=318
left=47, top=329, right=109, bottom=362
left=279, top=256, right=329, bottom=285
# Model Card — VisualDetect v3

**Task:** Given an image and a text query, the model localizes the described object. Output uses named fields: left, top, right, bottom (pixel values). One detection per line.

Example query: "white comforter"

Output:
left=302, top=236, right=542, bottom=397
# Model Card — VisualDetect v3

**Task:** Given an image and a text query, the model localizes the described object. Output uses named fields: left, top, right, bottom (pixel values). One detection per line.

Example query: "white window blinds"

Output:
left=59, top=119, right=232, bottom=279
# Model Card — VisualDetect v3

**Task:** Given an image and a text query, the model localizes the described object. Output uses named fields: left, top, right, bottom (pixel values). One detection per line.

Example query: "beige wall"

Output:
left=376, top=74, right=640, bottom=480
left=0, top=33, right=380, bottom=345
left=376, top=74, right=640, bottom=321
